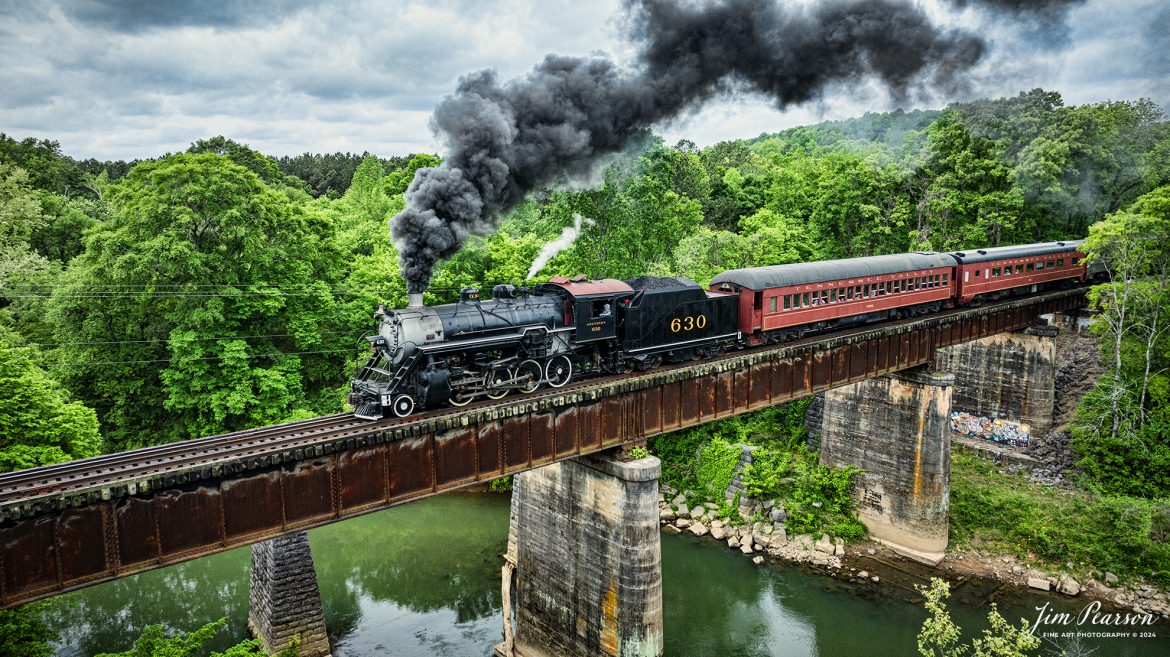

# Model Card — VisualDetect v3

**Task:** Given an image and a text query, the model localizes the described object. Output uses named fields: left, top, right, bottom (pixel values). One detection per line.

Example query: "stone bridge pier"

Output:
left=934, top=324, right=1058, bottom=440
left=248, top=531, right=332, bottom=657
left=817, top=367, right=954, bottom=565
left=496, top=451, right=663, bottom=657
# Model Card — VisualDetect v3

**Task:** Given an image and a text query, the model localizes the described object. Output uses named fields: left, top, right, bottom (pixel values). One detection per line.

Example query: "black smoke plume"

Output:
left=391, top=0, right=985, bottom=294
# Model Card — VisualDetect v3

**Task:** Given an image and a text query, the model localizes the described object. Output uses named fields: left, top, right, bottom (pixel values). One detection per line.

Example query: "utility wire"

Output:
left=37, top=347, right=366, bottom=367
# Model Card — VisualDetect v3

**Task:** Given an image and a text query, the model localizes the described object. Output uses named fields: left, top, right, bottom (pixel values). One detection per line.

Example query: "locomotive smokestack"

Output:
left=390, top=0, right=987, bottom=292
left=408, top=293, right=424, bottom=307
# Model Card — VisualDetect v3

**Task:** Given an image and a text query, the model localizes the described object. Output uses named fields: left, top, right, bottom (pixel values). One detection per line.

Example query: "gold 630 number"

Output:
left=669, top=315, right=708, bottom=332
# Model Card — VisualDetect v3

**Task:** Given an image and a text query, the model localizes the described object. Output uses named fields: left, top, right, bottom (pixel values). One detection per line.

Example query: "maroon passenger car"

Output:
left=709, top=252, right=957, bottom=345
left=949, top=241, right=1088, bottom=304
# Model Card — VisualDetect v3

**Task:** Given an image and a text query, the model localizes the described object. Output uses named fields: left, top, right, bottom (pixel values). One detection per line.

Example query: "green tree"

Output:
left=94, top=618, right=294, bottom=657
left=0, top=600, right=56, bottom=657
left=917, top=115, right=1029, bottom=251
left=1072, top=186, right=1170, bottom=496
left=48, top=153, right=347, bottom=450
left=0, top=163, right=51, bottom=294
left=661, top=227, right=747, bottom=284
left=0, top=328, right=101, bottom=470
left=916, top=578, right=1040, bottom=657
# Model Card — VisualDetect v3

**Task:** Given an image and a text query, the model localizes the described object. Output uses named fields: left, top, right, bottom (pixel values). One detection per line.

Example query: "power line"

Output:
left=29, top=329, right=363, bottom=348
left=39, top=347, right=366, bottom=367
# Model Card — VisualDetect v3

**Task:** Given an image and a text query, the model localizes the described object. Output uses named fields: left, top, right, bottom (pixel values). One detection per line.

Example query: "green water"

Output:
left=48, top=493, right=1168, bottom=656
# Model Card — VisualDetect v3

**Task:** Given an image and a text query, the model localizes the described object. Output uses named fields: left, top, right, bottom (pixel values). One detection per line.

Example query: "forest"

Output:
left=1, top=88, right=1168, bottom=654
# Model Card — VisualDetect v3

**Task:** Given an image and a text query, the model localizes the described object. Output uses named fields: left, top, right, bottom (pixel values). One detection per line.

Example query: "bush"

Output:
left=694, top=438, right=741, bottom=498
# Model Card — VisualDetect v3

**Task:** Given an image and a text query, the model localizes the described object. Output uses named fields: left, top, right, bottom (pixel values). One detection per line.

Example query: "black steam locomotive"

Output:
left=349, top=241, right=1095, bottom=419
left=349, top=275, right=738, bottom=418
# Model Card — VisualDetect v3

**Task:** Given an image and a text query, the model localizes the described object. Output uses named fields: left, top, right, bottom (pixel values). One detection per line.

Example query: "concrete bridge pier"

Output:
left=496, top=451, right=663, bottom=657
left=934, top=324, right=1058, bottom=438
left=818, top=367, right=954, bottom=565
left=248, top=531, right=332, bottom=657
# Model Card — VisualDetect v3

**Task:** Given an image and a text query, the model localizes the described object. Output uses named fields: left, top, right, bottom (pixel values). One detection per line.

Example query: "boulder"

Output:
left=815, top=534, right=834, bottom=554
left=740, top=543, right=754, bottom=555
left=1057, top=574, right=1081, bottom=596
left=769, top=529, right=787, bottom=546
left=858, top=571, right=869, bottom=579
left=1027, top=577, right=1051, bottom=592
left=770, top=507, right=787, bottom=523
left=1105, top=572, right=1119, bottom=585
left=710, top=525, right=727, bottom=541
left=752, top=533, right=770, bottom=548
left=660, top=508, right=676, bottom=521
left=689, top=522, right=709, bottom=537
left=676, top=518, right=691, bottom=529
left=833, top=539, right=845, bottom=556
left=728, top=537, right=740, bottom=549
left=676, top=503, right=689, bottom=516
left=689, top=506, right=706, bottom=520
left=753, top=556, right=765, bottom=565
left=662, top=525, right=681, bottom=535
left=672, top=494, right=686, bottom=506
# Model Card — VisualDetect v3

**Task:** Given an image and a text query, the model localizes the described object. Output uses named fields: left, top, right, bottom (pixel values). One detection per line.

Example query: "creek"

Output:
left=48, top=492, right=1167, bottom=656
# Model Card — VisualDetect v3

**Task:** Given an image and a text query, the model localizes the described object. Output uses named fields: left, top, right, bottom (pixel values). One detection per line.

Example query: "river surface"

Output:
left=48, top=492, right=1167, bottom=656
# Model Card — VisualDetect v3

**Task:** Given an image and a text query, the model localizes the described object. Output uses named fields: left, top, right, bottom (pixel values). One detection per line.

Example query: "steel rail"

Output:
left=0, top=415, right=361, bottom=498
left=0, top=286, right=1088, bottom=510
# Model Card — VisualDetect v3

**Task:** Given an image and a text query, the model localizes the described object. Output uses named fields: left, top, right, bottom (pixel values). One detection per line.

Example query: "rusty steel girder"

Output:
left=0, top=289, right=1086, bottom=608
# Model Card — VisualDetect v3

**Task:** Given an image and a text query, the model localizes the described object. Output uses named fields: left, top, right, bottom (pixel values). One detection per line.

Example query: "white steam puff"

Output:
left=528, top=214, right=595, bottom=280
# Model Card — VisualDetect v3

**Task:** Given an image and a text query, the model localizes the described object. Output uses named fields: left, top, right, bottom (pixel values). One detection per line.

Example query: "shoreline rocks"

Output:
left=658, top=486, right=1168, bottom=618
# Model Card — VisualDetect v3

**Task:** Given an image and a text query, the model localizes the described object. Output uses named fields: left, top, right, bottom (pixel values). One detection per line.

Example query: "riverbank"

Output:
left=656, top=462, right=1170, bottom=623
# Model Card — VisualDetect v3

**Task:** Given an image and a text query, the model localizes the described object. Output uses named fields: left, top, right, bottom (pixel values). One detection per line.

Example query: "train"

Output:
left=348, top=240, right=1100, bottom=419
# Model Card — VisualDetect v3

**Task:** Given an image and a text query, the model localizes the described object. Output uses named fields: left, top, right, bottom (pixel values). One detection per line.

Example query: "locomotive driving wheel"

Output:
left=545, top=355, right=572, bottom=388
left=517, top=359, right=544, bottom=393
left=449, top=387, right=474, bottom=406
left=485, top=369, right=512, bottom=400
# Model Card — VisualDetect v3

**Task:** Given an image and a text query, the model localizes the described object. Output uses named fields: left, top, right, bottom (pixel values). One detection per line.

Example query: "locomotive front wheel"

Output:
left=391, top=394, right=415, bottom=418
left=546, top=355, right=573, bottom=388
left=486, top=369, right=511, bottom=400
left=518, top=359, right=544, bottom=393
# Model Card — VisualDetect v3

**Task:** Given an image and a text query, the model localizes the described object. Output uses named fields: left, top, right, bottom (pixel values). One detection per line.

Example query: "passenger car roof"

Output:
left=948, top=241, right=1084, bottom=264
left=709, top=252, right=955, bottom=290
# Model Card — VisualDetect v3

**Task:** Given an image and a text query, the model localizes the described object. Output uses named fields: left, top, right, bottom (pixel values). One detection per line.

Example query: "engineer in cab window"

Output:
left=598, top=303, right=611, bottom=318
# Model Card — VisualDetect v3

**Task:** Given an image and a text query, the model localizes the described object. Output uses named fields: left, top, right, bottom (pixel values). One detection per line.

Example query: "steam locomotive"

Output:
left=348, top=241, right=1098, bottom=419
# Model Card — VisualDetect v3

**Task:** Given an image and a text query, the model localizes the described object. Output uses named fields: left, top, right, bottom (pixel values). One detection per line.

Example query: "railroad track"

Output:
left=0, top=414, right=369, bottom=504
left=0, top=286, right=1088, bottom=513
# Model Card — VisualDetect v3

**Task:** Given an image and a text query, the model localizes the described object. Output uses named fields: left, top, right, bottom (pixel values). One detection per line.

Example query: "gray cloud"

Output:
left=59, top=0, right=323, bottom=32
left=0, top=0, right=1161, bottom=166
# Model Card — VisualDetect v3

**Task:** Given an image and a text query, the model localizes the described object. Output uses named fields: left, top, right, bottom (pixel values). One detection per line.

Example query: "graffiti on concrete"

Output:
left=950, top=411, right=1030, bottom=446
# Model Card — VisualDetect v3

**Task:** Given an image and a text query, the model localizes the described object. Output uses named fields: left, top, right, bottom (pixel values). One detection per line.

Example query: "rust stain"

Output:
left=601, top=578, right=619, bottom=655
left=912, top=403, right=926, bottom=500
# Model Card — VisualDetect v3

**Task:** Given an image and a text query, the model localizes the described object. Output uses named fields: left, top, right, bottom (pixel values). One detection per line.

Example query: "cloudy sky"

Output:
left=1, top=0, right=1166, bottom=161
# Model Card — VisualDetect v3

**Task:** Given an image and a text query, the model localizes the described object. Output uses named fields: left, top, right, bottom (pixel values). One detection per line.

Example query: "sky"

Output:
left=0, top=0, right=1167, bottom=162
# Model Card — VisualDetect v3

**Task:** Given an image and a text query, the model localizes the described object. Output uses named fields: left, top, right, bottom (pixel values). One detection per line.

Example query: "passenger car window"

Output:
left=770, top=297, right=777, bottom=312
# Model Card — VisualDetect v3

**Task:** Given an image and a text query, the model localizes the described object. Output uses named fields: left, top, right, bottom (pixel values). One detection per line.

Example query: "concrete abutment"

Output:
left=817, top=367, right=954, bottom=565
left=248, top=531, right=332, bottom=657
left=496, top=451, right=663, bottom=657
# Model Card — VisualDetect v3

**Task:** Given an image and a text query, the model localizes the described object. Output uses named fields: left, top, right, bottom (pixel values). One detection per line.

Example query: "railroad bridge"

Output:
left=0, top=288, right=1086, bottom=657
